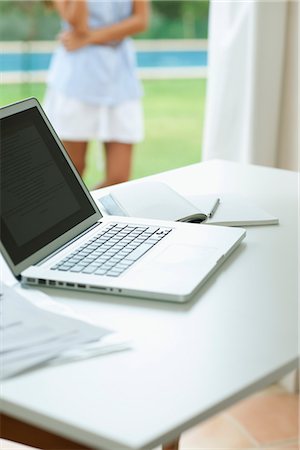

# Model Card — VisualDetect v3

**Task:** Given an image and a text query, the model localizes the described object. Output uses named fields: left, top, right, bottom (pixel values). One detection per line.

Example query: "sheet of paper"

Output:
left=0, top=284, right=129, bottom=380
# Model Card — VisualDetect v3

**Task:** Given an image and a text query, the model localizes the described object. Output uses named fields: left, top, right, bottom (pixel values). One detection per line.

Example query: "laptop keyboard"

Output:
left=51, top=223, right=172, bottom=277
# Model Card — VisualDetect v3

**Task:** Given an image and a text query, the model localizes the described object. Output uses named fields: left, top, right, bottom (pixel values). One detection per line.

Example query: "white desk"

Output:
left=1, top=160, right=298, bottom=449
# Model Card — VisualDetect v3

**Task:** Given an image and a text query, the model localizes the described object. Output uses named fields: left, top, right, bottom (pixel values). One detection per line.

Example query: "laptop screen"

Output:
left=1, top=105, right=99, bottom=266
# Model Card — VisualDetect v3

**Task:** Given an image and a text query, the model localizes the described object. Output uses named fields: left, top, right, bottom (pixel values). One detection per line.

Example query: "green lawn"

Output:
left=1, top=79, right=206, bottom=189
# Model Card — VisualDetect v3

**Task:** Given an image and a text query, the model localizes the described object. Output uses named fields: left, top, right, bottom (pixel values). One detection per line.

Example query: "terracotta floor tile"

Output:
left=0, top=440, right=36, bottom=450
left=261, top=444, right=299, bottom=450
left=282, top=446, right=299, bottom=449
left=228, top=392, right=299, bottom=444
left=259, top=384, right=289, bottom=396
left=280, top=441, right=300, bottom=449
left=180, top=414, right=256, bottom=449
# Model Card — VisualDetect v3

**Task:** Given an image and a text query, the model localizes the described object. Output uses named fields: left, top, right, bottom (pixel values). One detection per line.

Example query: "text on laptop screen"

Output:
left=1, top=106, right=97, bottom=265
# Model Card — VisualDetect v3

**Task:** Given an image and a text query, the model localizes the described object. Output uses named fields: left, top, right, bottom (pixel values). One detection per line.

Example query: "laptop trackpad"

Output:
left=126, top=244, right=221, bottom=298
left=134, top=244, right=220, bottom=296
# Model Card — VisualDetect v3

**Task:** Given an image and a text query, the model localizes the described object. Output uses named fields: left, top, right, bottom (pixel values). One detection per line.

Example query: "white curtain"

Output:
left=202, top=0, right=298, bottom=170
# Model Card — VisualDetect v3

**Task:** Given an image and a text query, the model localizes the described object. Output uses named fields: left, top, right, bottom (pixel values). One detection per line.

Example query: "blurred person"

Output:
left=44, top=0, right=149, bottom=188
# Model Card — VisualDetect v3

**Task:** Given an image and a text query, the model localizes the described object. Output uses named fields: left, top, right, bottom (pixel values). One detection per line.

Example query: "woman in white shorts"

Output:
left=44, top=0, right=149, bottom=188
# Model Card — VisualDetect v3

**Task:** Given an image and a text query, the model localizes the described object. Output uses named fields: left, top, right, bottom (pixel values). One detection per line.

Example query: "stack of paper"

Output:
left=0, top=285, right=129, bottom=380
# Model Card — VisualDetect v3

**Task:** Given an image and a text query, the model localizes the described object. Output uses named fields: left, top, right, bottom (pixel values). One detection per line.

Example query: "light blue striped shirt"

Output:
left=47, top=0, right=142, bottom=106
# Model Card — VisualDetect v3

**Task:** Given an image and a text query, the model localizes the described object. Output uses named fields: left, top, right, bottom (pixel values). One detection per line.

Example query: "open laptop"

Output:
left=0, top=98, right=246, bottom=302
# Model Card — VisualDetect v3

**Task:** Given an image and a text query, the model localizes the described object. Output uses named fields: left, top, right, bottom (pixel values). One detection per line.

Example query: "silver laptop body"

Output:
left=0, top=98, right=246, bottom=303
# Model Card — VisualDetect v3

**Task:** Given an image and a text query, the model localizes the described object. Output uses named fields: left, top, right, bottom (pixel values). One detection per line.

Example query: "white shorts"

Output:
left=43, top=88, right=144, bottom=143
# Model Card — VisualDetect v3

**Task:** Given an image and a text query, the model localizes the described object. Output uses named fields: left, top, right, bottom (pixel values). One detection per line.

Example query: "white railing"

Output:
left=1, top=39, right=208, bottom=83
left=1, top=39, right=208, bottom=51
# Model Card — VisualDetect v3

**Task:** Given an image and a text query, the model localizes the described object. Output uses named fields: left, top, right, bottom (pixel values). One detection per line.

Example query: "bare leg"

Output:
left=96, top=141, right=133, bottom=189
left=62, top=140, right=88, bottom=177
left=163, top=437, right=180, bottom=450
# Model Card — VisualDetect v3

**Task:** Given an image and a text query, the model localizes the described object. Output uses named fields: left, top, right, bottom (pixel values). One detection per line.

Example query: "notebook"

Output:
left=188, top=194, right=279, bottom=226
left=98, top=181, right=220, bottom=223
left=97, top=182, right=278, bottom=227
left=0, top=98, right=246, bottom=303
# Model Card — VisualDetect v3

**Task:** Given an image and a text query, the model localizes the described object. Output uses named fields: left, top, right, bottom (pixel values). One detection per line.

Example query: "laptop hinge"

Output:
left=36, top=222, right=102, bottom=266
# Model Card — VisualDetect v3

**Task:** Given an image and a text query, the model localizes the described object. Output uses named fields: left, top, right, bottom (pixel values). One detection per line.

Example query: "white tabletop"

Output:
left=1, top=160, right=298, bottom=450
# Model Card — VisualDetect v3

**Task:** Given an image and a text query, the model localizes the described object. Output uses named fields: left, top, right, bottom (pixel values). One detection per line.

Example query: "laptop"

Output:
left=0, top=98, right=246, bottom=303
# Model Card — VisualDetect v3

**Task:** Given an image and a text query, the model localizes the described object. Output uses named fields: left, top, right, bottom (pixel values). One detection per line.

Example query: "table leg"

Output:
left=162, top=437, right=180, bottom=450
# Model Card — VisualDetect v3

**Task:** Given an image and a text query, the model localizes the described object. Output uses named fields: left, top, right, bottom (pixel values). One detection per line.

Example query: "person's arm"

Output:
left=60, top=0, right=149, bottom=51
left=53, top=0, right=88, bottom=33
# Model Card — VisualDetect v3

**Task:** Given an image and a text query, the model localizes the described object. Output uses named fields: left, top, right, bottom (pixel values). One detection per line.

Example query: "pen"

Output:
left=208, top=198, right=220, bottom=218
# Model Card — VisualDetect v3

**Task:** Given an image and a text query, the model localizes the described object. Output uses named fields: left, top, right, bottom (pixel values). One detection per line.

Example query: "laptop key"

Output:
left=82, top=265, right=98, bottom=274
left=70, top=265, right=86, bottom=272
left=94, top=268, right=108, bottom=275
left=126, top=243, right=153, bottom=261
left=106, top=270, right=123, bottom=277
left=114, top=262, right=133, bottom=271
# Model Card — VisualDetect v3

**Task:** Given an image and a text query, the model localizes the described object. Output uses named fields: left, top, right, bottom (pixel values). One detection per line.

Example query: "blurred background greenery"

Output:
left=0, top=1, right=209, bottom=41
left=0, top=1, right=209, bottom=189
